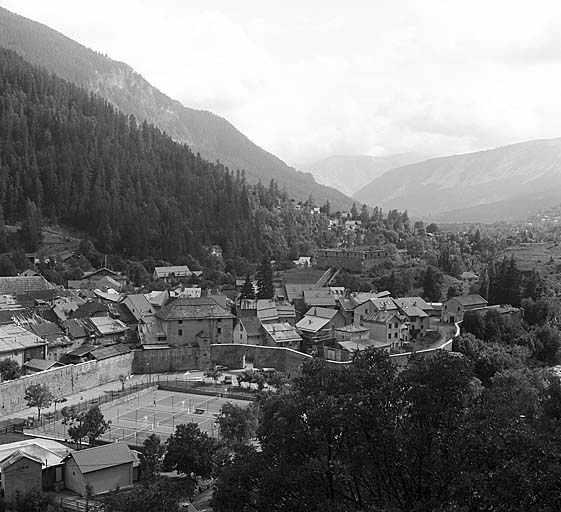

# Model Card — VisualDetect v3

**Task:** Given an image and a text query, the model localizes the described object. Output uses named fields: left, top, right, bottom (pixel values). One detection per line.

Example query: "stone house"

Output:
left=441, top=294, right=488, bottom=323
left=63, top=443, right=136, bottom=497
left=155, top=297, right=234, bottom=346
left=361, top=311, right=404, bottom=349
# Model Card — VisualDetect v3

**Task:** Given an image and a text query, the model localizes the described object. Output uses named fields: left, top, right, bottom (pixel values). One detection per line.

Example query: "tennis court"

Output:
left=99, top=389, right=250, bottom=445
left=29, top=387, right=251, bottom=447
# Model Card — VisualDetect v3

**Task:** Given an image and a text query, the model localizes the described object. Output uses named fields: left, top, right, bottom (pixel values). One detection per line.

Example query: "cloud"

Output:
left=3, top=0, right=561, bottom=166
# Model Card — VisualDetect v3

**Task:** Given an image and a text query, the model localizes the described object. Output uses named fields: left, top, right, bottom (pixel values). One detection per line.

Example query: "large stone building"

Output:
left=316, top=246, right=395, bottom=272
left=155, top=297, right=234, bottom=346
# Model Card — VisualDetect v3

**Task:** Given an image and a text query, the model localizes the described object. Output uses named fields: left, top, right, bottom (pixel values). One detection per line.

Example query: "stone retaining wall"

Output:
left=0, top=352, right=134, bottom=415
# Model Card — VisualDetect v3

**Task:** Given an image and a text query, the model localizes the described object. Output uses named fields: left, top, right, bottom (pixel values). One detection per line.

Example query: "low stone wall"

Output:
left=211, top=344, right=312, bottom=376
left=211, top=323, right=460, bottom=376
left=131, top=346, right=201, bottom=374
left=0, top=352, right=134, bottom=416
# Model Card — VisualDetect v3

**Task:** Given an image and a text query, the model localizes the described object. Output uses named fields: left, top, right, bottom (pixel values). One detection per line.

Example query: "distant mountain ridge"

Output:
left=354, top=138, right=561, bottom=222
left=0, top=6, right=353, bottom=210
left=301, top=153, right=428, bottom=197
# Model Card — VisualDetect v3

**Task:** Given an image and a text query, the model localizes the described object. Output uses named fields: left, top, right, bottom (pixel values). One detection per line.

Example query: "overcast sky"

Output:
left=2, top=0, right=561, bottom=166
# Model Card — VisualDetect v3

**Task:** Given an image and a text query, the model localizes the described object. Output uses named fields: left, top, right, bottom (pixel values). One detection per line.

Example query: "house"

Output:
left=344, top=220, right=362, bottom=231
left=120, top=294, right=156, bottom=324
left=353, top=297, right=398, bottom=324
left=144, top=290, right=170, bottom=310
left=71, top=300, right=110, bottom=319
left=303, top=289, right=336, bottom=310
left=87, top=317, right=128, bottom=344
left=318, top=325, right=391, bottom=361
left=0, top=276, right=56, bottom=296
left=153, top=266, right=192, bottom=281
left=0, top=324, right=48, bottom=366
left=293, top=256, right=312, bottom=267
left=68, top=268, right=126, bottom=290
left=62, top=318, right=94, bottom=344
left=233, top=313, right=265, bottom=345
left=63, top=443, right=136, bottom=496
left=24, top=321, right=76, bottom=360
left=155, top=297, right=235, bottom=346
left=23, top=358, right=64, bottom=374
left=296, top=306, right=345, bottom=350
left=361, top=311, right=404, bottom=349
left=262, top=323, right=302, bottom=350
left=209, top=245, right=223, bottom=259
left=441, top=294, right=488, bottom=323
left=0, top=438, right=68, bottom=501
left=394, top=298, right=430, bottom=340
left=461, top=271, right=479, bottom=294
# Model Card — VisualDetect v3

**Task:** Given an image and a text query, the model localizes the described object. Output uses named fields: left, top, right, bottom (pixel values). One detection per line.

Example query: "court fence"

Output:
left=25, top=380, right=157, bottom=430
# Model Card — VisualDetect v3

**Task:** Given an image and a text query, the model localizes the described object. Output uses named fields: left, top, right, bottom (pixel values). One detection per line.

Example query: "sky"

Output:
left=2, top=0, right=561, bottom=166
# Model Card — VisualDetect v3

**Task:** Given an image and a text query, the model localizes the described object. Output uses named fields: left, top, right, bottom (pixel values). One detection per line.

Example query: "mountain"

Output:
left=301, top=153, right=427, bottom=197
left=0, top=47, right=340, bottom=263
left=354, top=138, right=561, bottom=222
left=0, top=6, right=352, bottom=211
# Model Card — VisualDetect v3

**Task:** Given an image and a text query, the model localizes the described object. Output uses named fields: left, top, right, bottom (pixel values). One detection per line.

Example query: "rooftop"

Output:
left=362, top=311, right=400, bottom=324
left=0, top=324, right=47, bottom=353
left=449, top=294, right=488, bottom=307
left=156, top=297, right=234, bottom=321
left=262, top=322, right=302, bottom=344
left=66, top=442, right=135, bottom=473
left=0, top=276, right=55, bottom=295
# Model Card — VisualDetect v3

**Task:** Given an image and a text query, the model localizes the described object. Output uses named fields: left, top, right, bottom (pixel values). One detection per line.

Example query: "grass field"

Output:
left=31, top=389, right=251, bottom=447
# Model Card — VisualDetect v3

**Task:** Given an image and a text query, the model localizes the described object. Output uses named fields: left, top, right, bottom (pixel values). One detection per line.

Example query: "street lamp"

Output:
left=146, top=361, right=151, bottom=385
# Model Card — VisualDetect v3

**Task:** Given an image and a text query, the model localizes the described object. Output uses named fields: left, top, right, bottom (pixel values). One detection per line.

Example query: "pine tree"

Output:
left=20, top=199, right=42, bottom=251
left=422, top=265, right=443, bottom=302
left=256, top=254, right=274, bottom=299
left=241, top=275, right=255, bottom=299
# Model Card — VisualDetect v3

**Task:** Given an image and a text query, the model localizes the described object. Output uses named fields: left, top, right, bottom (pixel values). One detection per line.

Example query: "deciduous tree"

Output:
left=24, top=384, right=53, bottom=421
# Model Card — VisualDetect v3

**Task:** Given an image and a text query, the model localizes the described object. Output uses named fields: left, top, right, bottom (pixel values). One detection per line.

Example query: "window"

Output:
left=394, top=322, right=398, bottom=328
left=178, top=329, right=183, bottom=336
left=394, top=332, right=398, bottom=338
left=178, top=320, right=183, bottom=325
left=457, top=307, right=460, bottom=312
left=217, top=327, right=222, bottom=334
left=240, top=333, right=243, bottom=340
left=388, top=333, right=391, bottom=339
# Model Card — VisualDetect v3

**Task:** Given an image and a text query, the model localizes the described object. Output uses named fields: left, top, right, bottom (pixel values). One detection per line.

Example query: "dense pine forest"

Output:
left=0, top=48, right=336, bottom=263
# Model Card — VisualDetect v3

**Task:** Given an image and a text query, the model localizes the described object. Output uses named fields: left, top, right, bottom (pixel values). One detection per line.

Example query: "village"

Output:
left=0, top=232, right=527, bottom=509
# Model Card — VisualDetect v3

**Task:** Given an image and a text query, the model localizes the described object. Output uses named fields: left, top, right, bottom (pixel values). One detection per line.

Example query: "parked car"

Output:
left=215, top=365, right=229, bottom=371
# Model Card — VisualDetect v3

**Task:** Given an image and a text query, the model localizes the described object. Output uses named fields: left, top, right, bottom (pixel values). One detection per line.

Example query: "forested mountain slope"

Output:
left=0, top=48, right=333, bottom=263
left=0, top=6, right=352, bottom=210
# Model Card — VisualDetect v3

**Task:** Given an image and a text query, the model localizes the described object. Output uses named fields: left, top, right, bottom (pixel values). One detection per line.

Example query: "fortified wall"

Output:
left=0, top=352, right=134, bottom=415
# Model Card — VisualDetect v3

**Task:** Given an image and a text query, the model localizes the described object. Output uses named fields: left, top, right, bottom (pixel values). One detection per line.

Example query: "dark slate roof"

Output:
left=71, top=301, right=109, bottom=319
left=66, top=442, right=135, bottom=473
left=362, top=311, right=400, bottom=324
left=27, top=321, right=64, bottom=339
left=90, top=344, right=130, bottom=360
left=156, top=297, right=234, bottom=321
left=0, top=276, right=55, bottom=295
left=23, top=359, right=61, bottom=371
left=240, top=316, right=263, bottom=337
left=114, top=303, right=137, bottom=324
left=62, top=319, right=91, bottom=339
left=452, top=294, right=488, bottom=307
